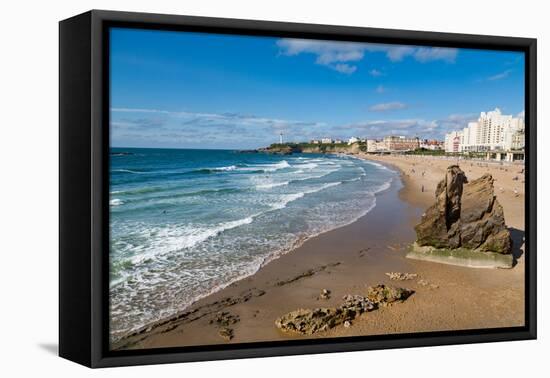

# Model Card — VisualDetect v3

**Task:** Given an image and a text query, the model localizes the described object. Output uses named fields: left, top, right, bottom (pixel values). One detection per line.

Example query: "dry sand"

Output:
left=113, top=154, right=526, bottom=351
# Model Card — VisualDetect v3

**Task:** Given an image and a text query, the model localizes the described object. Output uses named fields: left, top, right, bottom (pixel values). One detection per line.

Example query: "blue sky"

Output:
left=110, top=27, right=525, bottom=149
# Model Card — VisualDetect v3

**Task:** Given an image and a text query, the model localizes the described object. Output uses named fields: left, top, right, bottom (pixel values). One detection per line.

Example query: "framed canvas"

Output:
left=59, top=10, right=537, bottom=368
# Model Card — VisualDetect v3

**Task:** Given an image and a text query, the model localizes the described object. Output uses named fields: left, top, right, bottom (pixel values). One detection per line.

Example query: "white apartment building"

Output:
left=445, top=108, right=525, bottom=153
left=321, top=138, right=333, bottom=144
left=511, top=130, right=525, bottom=150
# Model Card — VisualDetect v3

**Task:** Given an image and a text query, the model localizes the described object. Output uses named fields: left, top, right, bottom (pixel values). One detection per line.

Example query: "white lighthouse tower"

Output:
left=279, top=132, right=284, bottom=144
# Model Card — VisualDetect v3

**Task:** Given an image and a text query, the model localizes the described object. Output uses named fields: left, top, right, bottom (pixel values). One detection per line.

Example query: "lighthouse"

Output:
left=279, top=132, right=283, bottom=144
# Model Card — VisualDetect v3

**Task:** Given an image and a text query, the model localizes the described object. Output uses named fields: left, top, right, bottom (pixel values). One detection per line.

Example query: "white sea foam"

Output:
left=113, top=169, right=146, bottom=174
left=271, top=192, right=305, bottom=210
left=237, top=160, right=290, bottom=172
left=110, top=198, right=124, bottom=206
left=294, top=162, right=318, bottom=169
left=109, top=152, right=398, bottom=341
left=128, top=216, right=255, bottom=265
left=256, top=181, right=290, bottom=189
left=291, top=168, right=339, bottom=182
left=110, top=187, right=162, bottom=196
left=263, top=160, right=290, bottom=171
left=374, top=179, right=392, bottom=193
left=270, top=181, right=342, bottom=210
left=213, top=165, right=237, bottom=171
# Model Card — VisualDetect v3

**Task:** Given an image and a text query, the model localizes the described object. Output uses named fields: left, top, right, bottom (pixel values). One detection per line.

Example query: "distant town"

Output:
left=268, top=108, right=525, bottom=162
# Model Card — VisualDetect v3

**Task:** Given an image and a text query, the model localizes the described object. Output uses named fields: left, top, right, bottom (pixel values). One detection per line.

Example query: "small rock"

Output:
left=218, top=327, right=234, bottom=341
left=366, top=284, right=413, bottom=304
left=319, top=288, right=331, bottom=300
left=417, top=279, right=439, bottom=289
left=385, top=272, right=418, bottom=281
left=344, top=320, right=351, bottom=328
left=341, top=294, right=375, bottom=313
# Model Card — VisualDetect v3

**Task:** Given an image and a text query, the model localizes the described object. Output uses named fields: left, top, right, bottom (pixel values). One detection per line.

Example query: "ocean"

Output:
left=109, top=148, right=396, bottom=340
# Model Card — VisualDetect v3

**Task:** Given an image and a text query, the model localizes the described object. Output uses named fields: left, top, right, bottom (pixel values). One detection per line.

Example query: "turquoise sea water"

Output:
left=109, top=148, right=396, bottom=340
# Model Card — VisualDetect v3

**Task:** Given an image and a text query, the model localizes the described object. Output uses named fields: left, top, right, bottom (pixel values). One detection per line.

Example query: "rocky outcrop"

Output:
left=301, top=143, right=363, bottom=154
left=275, top=285, right=412, bottom=335
left=258, top=144, right=302, bottom=155
left=366, top=285, right=413, bottom=305
left=414, top=166, right=511, bottom=254
left=258, top=143, right=365, bottom=155
left=275, top=307, right=357, bottom=335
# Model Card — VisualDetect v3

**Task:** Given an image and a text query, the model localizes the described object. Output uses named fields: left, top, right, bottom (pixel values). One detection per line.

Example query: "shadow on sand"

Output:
left=509, top=227, right=525, bottom=266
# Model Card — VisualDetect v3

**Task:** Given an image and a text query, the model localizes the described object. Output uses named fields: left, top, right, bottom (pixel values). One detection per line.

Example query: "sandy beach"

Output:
left=113, top=153, right=525, bottom=351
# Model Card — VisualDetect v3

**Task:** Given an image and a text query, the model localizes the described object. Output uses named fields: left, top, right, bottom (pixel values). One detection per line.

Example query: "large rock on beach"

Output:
left=414, top=166, right=511, bottom=254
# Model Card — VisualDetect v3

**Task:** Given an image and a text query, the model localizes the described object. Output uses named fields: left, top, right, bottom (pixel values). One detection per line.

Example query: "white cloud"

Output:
left=276, top=39, right=365, bottom=74
left=413, top=47, right=458, bottom=63
left=110, top=108, right=327, bottom=148
left=487, top=69, right=512, bottom=81
left=333, top=63, right=357, bottom=74
left=385, top=46, right=416, bottom=62
left=369, top=102, right=407, bottom=112
left=343, top=119, right=435, bottom=137
left=369, top=69, right=383, bottom=77
left=277, top=39, right=458, bottom=74
left=375, top=85, right=386, bottom=93
left=341, top=112, right=477, bottom=139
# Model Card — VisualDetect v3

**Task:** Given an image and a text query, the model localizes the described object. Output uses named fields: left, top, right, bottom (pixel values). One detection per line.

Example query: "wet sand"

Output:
left=113, top=154, right=525, bottom=350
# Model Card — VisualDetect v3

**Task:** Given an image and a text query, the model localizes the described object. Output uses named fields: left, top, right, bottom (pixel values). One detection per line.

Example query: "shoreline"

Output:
left=110, top=156, right=396, bottom=343
left=113, top=153, right=525, bottom=350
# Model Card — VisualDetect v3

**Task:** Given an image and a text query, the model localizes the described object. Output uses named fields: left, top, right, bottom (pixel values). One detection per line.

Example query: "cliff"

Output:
left=258, top=143, right=365, bottom=155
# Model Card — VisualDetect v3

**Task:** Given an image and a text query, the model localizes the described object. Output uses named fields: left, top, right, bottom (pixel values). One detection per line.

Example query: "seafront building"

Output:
left=420, top=139, right=444, bottom=150
left=444, top=131, right=462, bottom=153
left=365, top=136, right=421, bottom=152
left=445, top=108, right=525, bottom=154
left=366, top=139, right=387, bottom=152
left=383, top=136, right=420, bottom=151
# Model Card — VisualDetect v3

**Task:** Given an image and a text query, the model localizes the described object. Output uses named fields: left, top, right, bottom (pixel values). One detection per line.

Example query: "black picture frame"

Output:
left=59, top=9, right=537, bottom=368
